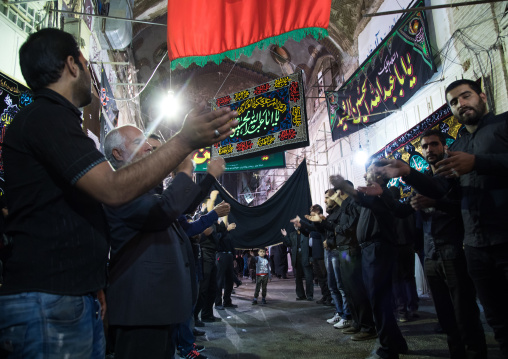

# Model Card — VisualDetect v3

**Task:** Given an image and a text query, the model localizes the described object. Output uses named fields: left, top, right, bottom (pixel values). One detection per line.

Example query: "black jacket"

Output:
left=404, top=111, right=508, bottom=248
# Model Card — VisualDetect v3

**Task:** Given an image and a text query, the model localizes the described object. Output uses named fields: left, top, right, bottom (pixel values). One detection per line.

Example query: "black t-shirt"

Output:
left=1, top=88, right=109, bottom=295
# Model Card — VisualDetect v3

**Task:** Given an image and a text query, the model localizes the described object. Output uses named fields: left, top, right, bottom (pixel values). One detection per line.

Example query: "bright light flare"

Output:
left=160, top=90, right=180, bottom=118
left=355, top=147, right=368, bottom=166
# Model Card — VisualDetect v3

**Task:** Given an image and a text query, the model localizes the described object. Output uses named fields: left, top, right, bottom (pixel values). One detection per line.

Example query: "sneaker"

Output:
left=252, top=299, right=258, bottom=305
left=327, top=313, right=341, bottom=324
left=181, top=349, right=207, bottom=359
left=261, top=298, right=267, bottom=305
left=192, top=343, right=205, bottom=352
left=334, top=318, right=350, bottom=329
left=223, top=303, right=238, bottom=308
left=350, top=331, right=378, bottom=341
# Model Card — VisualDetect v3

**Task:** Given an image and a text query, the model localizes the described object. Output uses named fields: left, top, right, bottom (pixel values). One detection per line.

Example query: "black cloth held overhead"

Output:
left=1, top=88, right=109, bottom=296
left=211, top=161, right=312, bottom=249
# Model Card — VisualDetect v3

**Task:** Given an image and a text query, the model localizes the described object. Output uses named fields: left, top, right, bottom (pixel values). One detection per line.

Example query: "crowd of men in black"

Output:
left=0, top=27, right=507, bottom=359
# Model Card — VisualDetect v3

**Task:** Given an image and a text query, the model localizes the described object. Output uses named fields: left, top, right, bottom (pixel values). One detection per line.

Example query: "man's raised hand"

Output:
left=207, top=156, right=226, bottom=178
left=213, top=201, right=230, bottom=217
left=177, top=106, right=238, bottom=150
left=281, top=228, right=287, bottom=236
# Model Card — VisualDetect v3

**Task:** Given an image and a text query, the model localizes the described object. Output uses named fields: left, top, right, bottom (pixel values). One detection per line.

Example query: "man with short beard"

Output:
left=412, top=129, right=486, bottom=359
left=373, top=79, right=508, bottom=358
left=0, top=28, right=237, bottom=358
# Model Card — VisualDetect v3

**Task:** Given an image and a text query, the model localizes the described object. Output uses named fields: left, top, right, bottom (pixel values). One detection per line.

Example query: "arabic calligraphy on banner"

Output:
left=370, top=103, right=465, bottom=201
left=192, top=147, right=286, bottom=172
left=0, top=72, right=33, bottom=197
left=326, top=0, right=434, bottom=141
left=210, top=71, right=309, bottom=162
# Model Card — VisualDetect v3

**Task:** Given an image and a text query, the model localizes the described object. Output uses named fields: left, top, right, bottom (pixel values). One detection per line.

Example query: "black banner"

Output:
left=210, top=71, right=309, bottom=162
left=0, top=72, right=33, bottom=197
left=326, top=0, right=434, bottom=141
left=370, top=103, right=465, bottom=201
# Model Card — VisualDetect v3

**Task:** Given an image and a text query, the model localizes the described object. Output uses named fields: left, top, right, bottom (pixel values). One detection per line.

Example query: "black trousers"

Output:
left=425, top=254, right=486, bottom=359
left=392, top=244, right=418, bottom=315
left=362, top=242, right=407, bottom=358
left=295, top=253, right=313, bottom=299
left=465, top=243, right=508, bottom=359
left=313, top=258, right=331, bottom=300
left=114, top=324, right=176, bottom=359
left=254, top=275, right=269, bottom=298
left=195, top=259, right=217, bottom=319
left=215, top=252, right=234, bottom=306
left=339, top=246, right=375, bottom=333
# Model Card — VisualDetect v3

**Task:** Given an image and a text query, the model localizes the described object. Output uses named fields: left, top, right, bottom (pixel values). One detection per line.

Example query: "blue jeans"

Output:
left=327, top=249, right=350, bottom=318
left=0, top=292, right=105, bottom=359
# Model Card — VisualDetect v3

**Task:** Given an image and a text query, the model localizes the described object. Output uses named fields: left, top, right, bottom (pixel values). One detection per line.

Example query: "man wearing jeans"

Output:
left=374, top=79, right=508, bottom=357
left=0, top=29, right=237, bottom=358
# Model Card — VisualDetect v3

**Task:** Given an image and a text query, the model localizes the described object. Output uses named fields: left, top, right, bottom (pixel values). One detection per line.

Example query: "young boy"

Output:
left=252, top=248, right=271, bottom=305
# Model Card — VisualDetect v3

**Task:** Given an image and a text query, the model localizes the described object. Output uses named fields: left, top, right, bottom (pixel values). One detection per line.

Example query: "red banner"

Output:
left=167, top=0, right=331, bottom=69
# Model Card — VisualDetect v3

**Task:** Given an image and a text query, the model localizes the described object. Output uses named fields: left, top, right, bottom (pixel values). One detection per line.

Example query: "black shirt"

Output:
left=334, top=196, right=360, bottom=248
left=1, top=88, right=109, bottom=295
left=404, top=111, right=508, bottom=248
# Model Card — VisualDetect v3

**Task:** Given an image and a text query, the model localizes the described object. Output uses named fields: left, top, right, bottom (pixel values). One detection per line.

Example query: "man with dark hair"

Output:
left=374, top=79, right=508, bottom=357
left=409, top=129, right=487, bottom=358
left=0, top=28, right=237, bottom=358
left=292, top=204, right=332, bottom=306
left=318, top=188, right=352, bottom=328
left=331, top=170, right=408, bottom=359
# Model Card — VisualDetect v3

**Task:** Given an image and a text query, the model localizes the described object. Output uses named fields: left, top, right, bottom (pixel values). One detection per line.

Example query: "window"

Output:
left=1, top=3, right=41, bottom=34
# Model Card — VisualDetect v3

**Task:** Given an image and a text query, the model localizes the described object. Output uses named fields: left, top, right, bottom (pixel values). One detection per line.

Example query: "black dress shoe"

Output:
left=235, top=281, right=243, bottom=288
left=223, top=303, right=238, bottom=308
left=193, top=328, right=206, bottom=336
left=201, top=316, right=221, bottom=322
left=296, top=296, right=307, bottom=300
left=194, top=319, right=205, bottom=327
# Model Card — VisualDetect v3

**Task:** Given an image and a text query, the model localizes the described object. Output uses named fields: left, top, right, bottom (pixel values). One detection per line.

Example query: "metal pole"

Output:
left=364, top=0, right=507, bottom=17
left=48, top=9, right=167, bottom=26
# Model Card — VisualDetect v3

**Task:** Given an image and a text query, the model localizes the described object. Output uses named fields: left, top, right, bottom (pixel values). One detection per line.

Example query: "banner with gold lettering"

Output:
left=370, top=103, right=465, bottom=201
left=0, top=71, right=33, bottom=198
left=210, top=71, right=309, bottom=162
left=326, top=0, right=434, bottom=141
left=193, top=147, right=285, bottom=172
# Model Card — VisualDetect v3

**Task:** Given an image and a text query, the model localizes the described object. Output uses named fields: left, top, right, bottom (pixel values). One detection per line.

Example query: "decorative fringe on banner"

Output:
left=170, top=27, right=329, bottom=70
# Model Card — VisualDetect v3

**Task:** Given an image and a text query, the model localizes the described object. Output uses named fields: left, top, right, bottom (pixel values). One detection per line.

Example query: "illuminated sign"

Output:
left=193, top=147, right=286, bottom=172
left=210, top=71, right=309, bottom=162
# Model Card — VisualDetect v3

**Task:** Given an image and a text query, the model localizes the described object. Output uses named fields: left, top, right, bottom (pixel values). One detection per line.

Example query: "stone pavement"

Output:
left=194, top=274, right=502, bottom=359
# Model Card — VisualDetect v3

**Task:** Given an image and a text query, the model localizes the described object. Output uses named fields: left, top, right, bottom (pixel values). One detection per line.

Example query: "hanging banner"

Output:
left=167, top=0, right=331, bottom=69
left=193, top=147, right=285, bottom=172
left=370, top=103, right=465, bottom=201
left=326, top=0, right=435, bottom=141
left=100, top=65, right=118, bottom=125
left=210, top=71, right=309, bottom=162
left=0, top=72, right=33, bottom=198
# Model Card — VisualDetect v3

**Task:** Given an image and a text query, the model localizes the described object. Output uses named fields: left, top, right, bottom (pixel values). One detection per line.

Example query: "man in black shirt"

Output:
left=410, top=129, right=486, bottom=358
left=331, top=171, right=408, bottom=359
left=0, top=28, right=238, bottom=358
left=374, top=79, right=508, bottom=357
